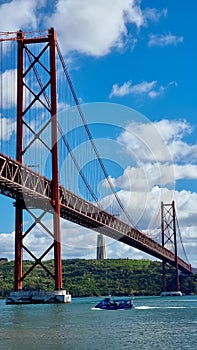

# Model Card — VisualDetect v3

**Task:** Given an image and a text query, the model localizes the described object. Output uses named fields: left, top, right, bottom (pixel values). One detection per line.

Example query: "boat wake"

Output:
left=136, top=306, right=160, bottom=310
left=136, top=306, right=187, bottom=310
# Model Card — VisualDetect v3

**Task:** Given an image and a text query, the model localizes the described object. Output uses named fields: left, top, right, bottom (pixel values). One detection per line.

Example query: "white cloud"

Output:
left=0, top=0, right=46, bottom=31
left=0, top=117, right=16, bottom=141
left=109, top=81, right=133, bottom=97
left=116, top=118, right=197, bottom=164
left=153, top=119, right=197, bottom=163
left=0, top=232, right=15, bottom=260
left=109, top=80, right=177, bottom=99
left=0, top=1, right=168, bottom=56
left=108, top=163, right=197, bottom=198
left=46, top=0, right=140, bottom=56
left=152, top=119, right=191, bottom=143
left=110, top=80, right=156, bottom=98
left=45, top=0, right=167, bottom=56
left=109, top=164, right=174, bottom=192
left=170, top=141, right=197, bottom=163
left=117, top=120, right=172, bottom=162
left=124, top=0, right=144, bottom=28
left=173, top=164, right=197, bottom=180
left=148, top=33, right=184, bottom=47
left=0, top=69, right=17, bottom=108
left=131, top=81, right=157, bottom=94
left=143, top=8, right=168, bottom=24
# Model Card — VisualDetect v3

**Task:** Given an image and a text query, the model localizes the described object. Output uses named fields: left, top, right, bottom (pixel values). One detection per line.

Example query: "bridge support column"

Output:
left=49, top=28, right=62, bottom=290
left=172, top=201, right=180, bottom=291
left=14, top=30, right=24, bottom=291
left=162, top=262, right=166, bottom=292
left=14, top=202, right=23, bottom=290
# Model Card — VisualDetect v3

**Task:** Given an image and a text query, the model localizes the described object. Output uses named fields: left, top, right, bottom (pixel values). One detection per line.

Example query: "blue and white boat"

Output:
left=94, top=297, right=135, bottom=310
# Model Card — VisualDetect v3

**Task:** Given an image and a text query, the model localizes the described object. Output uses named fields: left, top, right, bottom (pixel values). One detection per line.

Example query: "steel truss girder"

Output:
left=0, top=152, right=191, bottom=274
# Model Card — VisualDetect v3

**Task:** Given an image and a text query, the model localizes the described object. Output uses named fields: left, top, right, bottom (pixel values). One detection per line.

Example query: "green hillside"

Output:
left=0, top=258, right=196, bottom=297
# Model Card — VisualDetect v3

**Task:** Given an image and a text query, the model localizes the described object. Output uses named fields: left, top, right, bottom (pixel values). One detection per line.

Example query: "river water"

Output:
left=0, top=295, right=197, bottom=350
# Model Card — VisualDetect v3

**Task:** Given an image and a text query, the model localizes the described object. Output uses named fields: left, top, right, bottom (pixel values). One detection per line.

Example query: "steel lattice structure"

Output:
left=161, top=201, right=181, bottom=291
left=14, top=28, right=62, bottom=290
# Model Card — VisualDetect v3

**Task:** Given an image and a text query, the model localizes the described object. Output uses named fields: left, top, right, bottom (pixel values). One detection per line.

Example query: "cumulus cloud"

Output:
left=0, top=117, right=16, bottom=141
left=0, top=0, right=46, bottom=31
left=152, top=119, right=197, bottom=163
left=170, top=141, right=197, bottom=163
left=148, top=33, right=184, bottom=47
left=0, top=69, right=17, bottom=108
left=0, top=232, right=15, bottom=260
left=45, top=0, right=167, bottom=56
left=108, top=164, right=173, bottom=192
left=108, top=163, right=197, bottom=200
left=46, top=0, right=140, bottom=56
left=115, top=118, right=197, bottom=167
left=109, top=80, right=177, bottom=99
left=143, top=8, right=168, bottom=24
left=116, top=119, right=173, bottom=163
left=0, top=1, right=169, bottom=56
left=152, top=119, right=191, bottom=143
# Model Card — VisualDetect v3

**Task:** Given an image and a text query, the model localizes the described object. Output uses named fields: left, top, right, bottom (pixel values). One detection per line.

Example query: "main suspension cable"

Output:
left=56, top=41, right=137, bottom=228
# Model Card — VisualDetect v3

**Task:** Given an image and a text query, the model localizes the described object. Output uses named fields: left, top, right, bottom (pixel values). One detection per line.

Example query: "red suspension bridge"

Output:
left=0, top=29, right=191, bottom=298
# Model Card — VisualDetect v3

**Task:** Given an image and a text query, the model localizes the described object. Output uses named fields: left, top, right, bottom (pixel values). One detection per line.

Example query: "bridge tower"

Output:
left=161, top=201, right=180, bottom=292
left=14, top=29, right=62, bottom=293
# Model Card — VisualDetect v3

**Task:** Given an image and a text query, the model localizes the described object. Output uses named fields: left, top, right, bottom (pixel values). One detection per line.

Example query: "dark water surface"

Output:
left=0, top=295, right=197, bottom=350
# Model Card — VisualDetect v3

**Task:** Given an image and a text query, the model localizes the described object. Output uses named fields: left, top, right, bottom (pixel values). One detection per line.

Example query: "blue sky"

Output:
left=0, top=0, right=197, bottom=267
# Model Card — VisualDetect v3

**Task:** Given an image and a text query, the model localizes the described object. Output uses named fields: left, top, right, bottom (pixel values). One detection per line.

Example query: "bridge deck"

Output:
left=0, top=153, right=191, bottom=274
